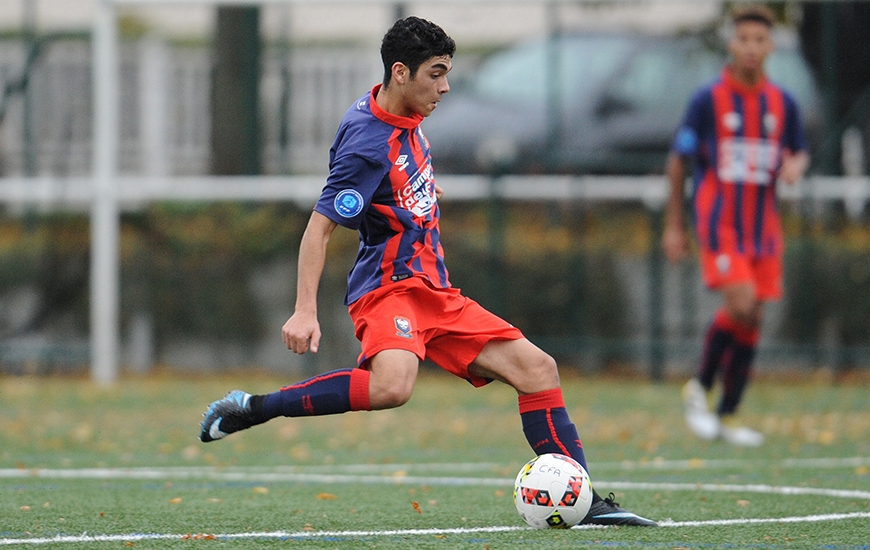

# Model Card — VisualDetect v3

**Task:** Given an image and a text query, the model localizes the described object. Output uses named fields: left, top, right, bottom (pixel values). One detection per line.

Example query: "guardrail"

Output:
left=2, top=174, right=869, bottom=212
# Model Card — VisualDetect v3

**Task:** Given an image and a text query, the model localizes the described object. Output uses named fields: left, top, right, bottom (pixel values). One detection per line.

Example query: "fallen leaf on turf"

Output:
left=20, top=506, right=30, bottom=511
left=856, top=466, right=868, bottom=476
left=688, top=458, right=706, bottom=469
left=412, top=501, right=422, bottom=514
left=207, top=498, right=224, bottom=503
left=494, top=490, right=505, bottom=497
left=737, top=499, right=750, bottom=508
left=252, top=487, right=269, bottom=494
left=316, top=493, right=338, bottom=500
left=169, top=497, right=183, bottom=504
left=124, top=542, right=135, bottom=547
left=303, top=524, right=314, bottom=531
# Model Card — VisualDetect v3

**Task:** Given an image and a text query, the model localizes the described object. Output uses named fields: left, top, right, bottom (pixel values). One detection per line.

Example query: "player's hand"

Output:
left=662, top=224, right=689, bottom=263
left=434, top=183, right=444, bottom=201
left=779, top=150, right=809, bottom=185
left=282, top=311, right=321, bottom=354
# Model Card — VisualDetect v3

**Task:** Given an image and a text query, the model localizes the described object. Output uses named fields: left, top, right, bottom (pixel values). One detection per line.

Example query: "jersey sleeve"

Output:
left=314, top=153, right=388, bottom=230
left=671, top=88, right=710, bottom=157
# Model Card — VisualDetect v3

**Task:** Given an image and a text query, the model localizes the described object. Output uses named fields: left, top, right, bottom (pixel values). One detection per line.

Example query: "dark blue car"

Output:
left=422, top=30, right=821, bottom=175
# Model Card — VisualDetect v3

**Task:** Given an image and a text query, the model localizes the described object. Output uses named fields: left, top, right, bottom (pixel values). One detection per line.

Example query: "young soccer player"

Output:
left=663, top=5, right=809, bottom=446
left=199, top=16, right=656, bottom=526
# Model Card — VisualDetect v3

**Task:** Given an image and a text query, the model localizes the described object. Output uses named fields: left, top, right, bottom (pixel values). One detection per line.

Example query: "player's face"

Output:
left=728, top=21, right=773, bottom=75
left=405, top=55, right=452, bottom=117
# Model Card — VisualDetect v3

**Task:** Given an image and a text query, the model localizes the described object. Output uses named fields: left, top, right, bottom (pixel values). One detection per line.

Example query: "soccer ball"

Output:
left=513, top=453, right=593, bottom=529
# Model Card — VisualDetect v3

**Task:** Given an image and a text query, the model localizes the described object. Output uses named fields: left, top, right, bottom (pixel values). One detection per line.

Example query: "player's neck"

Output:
left=375, top=84, right=414, bottom=119
left=729, top=65, right=764, bottom=88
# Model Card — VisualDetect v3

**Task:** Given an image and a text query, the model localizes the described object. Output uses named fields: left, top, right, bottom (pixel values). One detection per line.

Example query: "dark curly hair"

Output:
left=731, top=4, right=775, bottom=28
left=380, top=16, right=455, bottom=88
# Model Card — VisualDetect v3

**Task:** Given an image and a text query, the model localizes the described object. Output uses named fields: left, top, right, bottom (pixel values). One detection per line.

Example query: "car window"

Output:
left=473, top=35, right=634, bottom=107
left=606, top=41, right=721, bottom=116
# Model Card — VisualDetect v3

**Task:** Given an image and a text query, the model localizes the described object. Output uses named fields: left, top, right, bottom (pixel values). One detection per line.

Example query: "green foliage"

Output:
left=782, top=237, right=870, bottom=360
left=121, top=203, right=310, bottom=345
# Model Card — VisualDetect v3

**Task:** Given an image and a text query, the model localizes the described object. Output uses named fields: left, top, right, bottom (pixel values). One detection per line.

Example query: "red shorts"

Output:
left=699, top=248, right=783, bottom=300
left=348, top=277, right=524, bottom=387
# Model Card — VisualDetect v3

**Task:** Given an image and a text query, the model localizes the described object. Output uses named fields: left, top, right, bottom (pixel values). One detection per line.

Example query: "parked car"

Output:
left=422, top=30, right=822, bottom=175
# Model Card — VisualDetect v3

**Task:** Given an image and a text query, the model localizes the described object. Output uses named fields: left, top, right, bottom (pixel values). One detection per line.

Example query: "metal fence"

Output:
left=0, top=35, right=381, bottom=177
left=2, top=173, right=869, bottom=379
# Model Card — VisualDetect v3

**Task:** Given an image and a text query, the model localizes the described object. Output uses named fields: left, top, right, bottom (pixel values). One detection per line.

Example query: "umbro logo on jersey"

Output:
left=395, top=155, right=410, bottom=172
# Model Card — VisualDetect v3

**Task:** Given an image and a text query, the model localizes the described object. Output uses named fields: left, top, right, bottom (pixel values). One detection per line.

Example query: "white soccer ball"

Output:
left=513, top=453, right=593, bottom=529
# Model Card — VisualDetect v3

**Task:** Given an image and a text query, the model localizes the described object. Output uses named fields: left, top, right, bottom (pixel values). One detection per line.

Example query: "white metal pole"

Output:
left=91, top=0, right=120, bottom=384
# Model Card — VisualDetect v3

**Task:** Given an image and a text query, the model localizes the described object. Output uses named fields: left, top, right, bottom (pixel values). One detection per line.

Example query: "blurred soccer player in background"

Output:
left=663, top=5, right=809, bottom=446
left=199, top=16, right=656, bottom=526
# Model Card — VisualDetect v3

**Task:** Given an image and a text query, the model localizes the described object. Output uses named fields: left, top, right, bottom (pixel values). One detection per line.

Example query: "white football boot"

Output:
left=681, top=378, right=720, bottom=441
left=719, top=416, right=765, bottom=447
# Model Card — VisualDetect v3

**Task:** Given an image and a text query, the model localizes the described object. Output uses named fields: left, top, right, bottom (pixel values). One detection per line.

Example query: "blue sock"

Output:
left=261, top=368, right=371, bottom=418
left=518, top=388, right=588, bottom=474
left=719, top=340, right=756, bottom=416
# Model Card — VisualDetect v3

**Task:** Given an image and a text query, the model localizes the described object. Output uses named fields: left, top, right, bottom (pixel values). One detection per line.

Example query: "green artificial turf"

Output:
left=1, top=369, right=869, bottom=548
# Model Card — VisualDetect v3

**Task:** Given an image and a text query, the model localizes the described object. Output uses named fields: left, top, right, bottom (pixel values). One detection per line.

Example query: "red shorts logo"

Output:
left=394, top=316, right=413, bottom=339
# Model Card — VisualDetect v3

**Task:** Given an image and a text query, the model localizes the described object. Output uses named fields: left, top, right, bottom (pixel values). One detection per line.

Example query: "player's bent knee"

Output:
left=515, top=351, right=560, bottom=393
left=369, top=385, right=413, bottom=410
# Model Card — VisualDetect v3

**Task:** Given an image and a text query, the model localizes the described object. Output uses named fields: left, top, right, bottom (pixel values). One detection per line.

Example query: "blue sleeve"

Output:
left=671, top=88, right=710, bottom=157
left=314, top=153, right=388, bottom=230
left=782, top=91, right=807, bottom=153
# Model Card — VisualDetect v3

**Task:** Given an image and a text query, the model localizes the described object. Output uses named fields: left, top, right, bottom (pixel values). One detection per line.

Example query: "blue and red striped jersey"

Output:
left=671, top=68, right=807, bottom=257
left=314, top=84, right=450, bottom=305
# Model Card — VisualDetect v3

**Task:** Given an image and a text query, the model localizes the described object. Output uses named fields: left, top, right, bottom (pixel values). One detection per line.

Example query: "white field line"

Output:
left=3, top=513, right=870, bottom=546
left=3, top=466, right=870, bottom=501
left=2, top=454, right=869, bottom=481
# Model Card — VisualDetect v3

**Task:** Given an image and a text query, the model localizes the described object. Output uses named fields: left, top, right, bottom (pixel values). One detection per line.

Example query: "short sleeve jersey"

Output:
left=314, top=84, right=450, bottom=305
left=671, top=68, right=807, bottom=257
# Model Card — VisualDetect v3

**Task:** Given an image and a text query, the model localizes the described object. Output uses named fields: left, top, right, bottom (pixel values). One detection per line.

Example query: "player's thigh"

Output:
left=720, top=282, right=760, bottom=323
left=752, top=255, right=783, bottom=301
left=367, top=348, right=420, bottom=410
left=469, top=338, right=559, bottom=395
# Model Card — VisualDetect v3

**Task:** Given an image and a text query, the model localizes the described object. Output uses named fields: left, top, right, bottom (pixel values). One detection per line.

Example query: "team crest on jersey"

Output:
left=764, top=113, right=778, bottom=134
left=394, top=316, right=413, bottom=339
left=417, top=128, right=430, bottom=150
left=723, top=112, right=741, bottom=132
left=334, top=189, right=364, bottom=218
left=716, top=253, right=732, bottom=275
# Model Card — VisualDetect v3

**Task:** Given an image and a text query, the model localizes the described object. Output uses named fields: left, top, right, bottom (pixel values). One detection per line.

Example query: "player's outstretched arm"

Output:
left=663, top=152, right=690, bottom=263
left=282, top=211, right=338, bottom=354
left=779, top=150, right=809, bottom=185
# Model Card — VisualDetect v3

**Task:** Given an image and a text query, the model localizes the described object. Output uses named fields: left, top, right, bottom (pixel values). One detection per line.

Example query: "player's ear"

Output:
left=391, top=62, right=409, bottom=86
